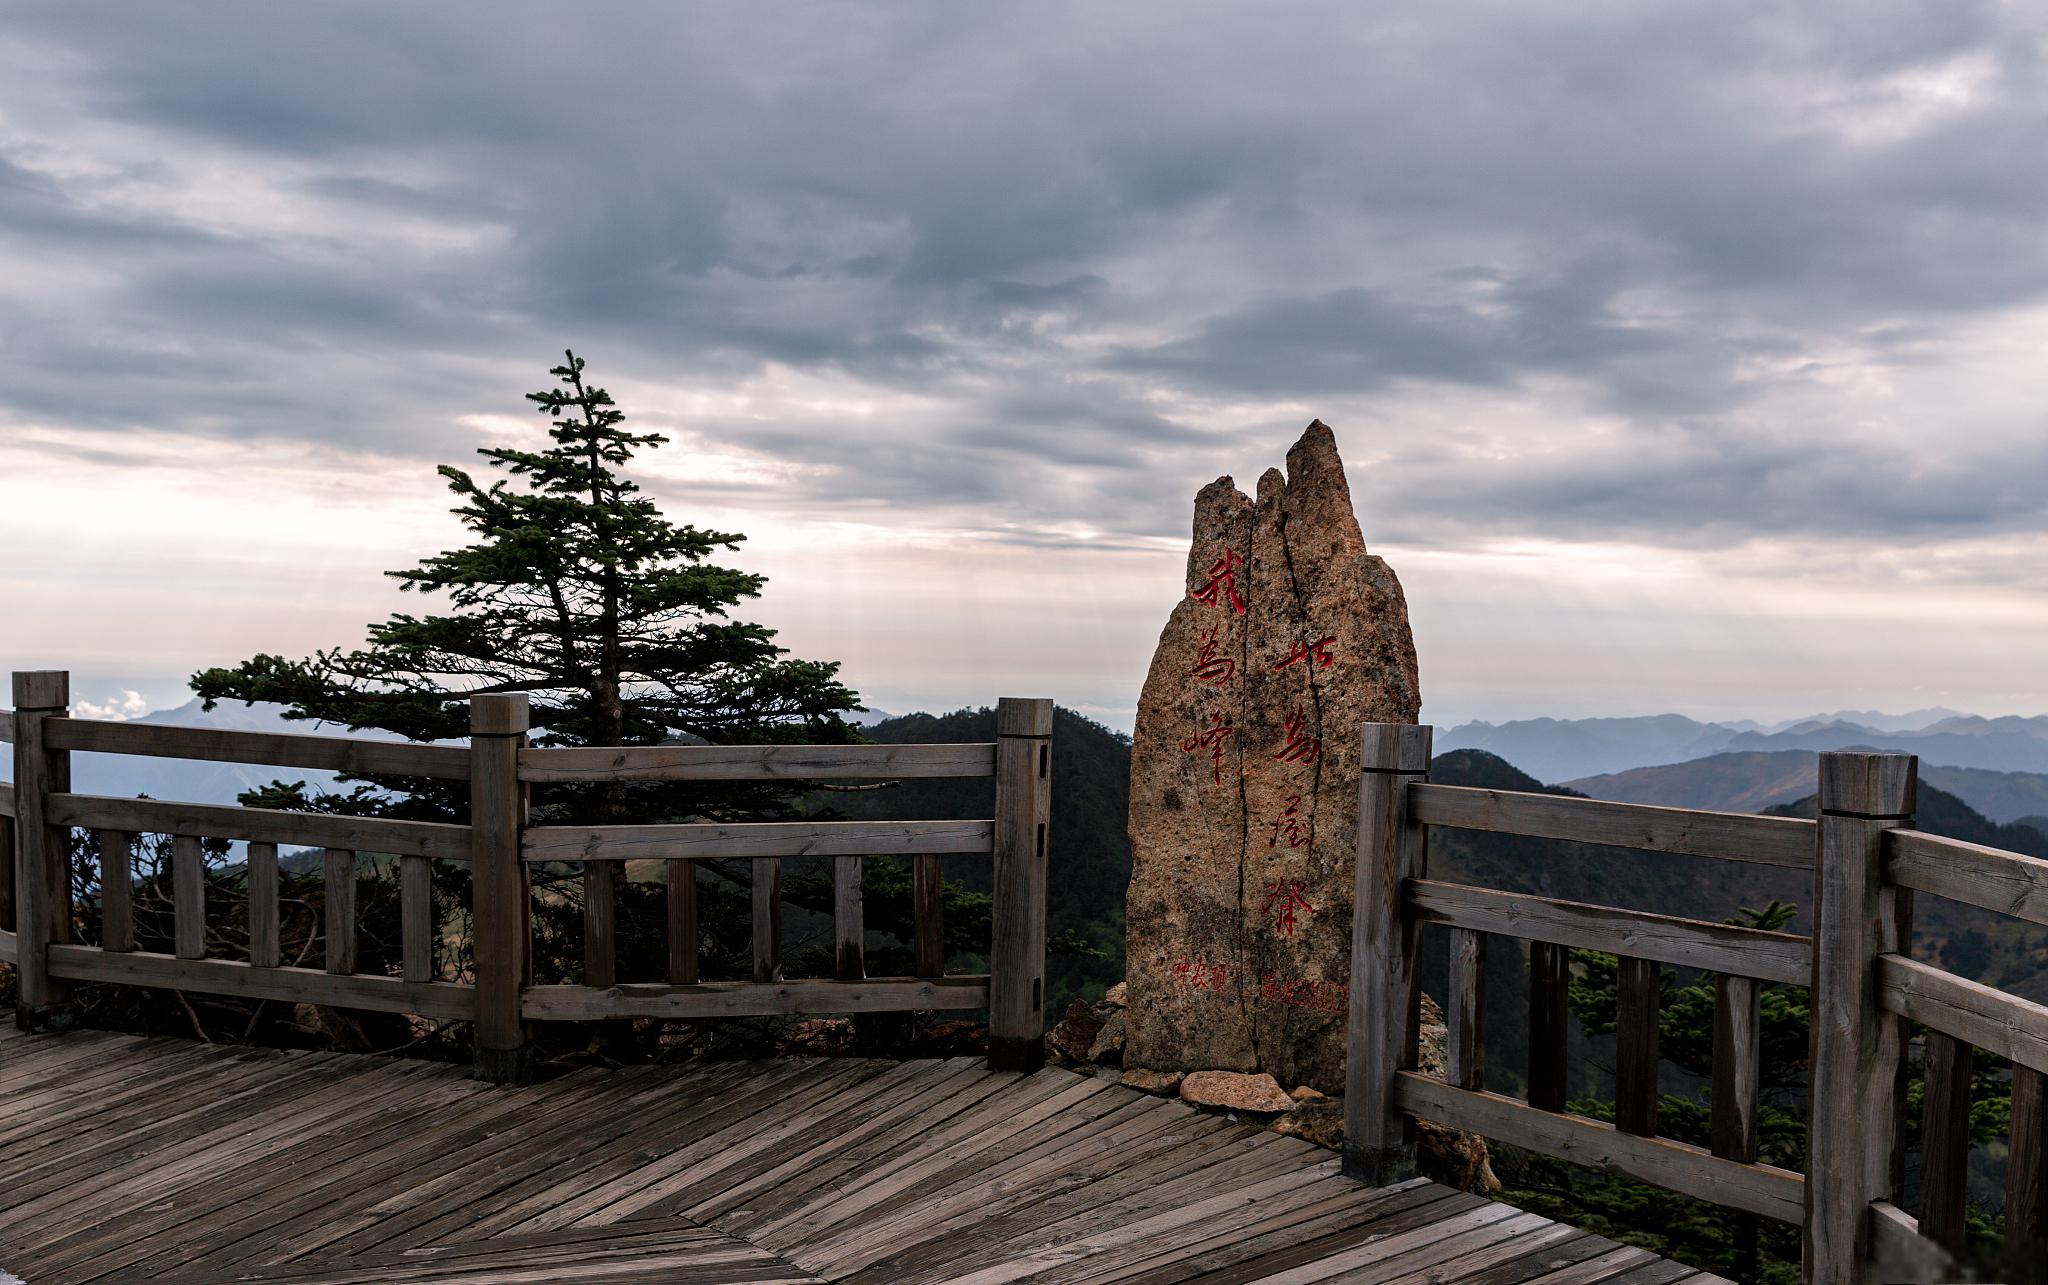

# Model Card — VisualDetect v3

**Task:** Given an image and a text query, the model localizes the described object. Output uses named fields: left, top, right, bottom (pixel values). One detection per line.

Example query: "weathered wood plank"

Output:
left=1394, top=1072, right=1804, bottom=1222
left=0, top=788, right=14, bottom=932
left=913, top=853, right=944, bottom=978
left=835, top=855, right=865, bottom=981
left=43, top=944, right=475, bottom=1018
left=173, top=834, right=206, bottom=959
left=400, top=854, right=432, bottom=984
left=518, top=741, right=996, bottom=782
left=1866, top=1200, right=1953, bottom=1285
left=45, top=718, right=471, bottom=780
left=1878, top=953, right=2048, bottom=1074
left=1710, top=975, right=1759, bottom=1162
left=2010, top=1066, right=2048, bottom=1265
left=520, top=976, right=991, bottom=1020
left=323, top=849, right=356, bottom=975
left=753, top=857, right=782, bottom=984
left=99, top=829, right=135, bottom=952
left=667, top=858, right=699, bottom=985
left=1887, top=827, right=2048, bottom=927
left=47, top=792, right=472, bottom=860
left=468, top=693, right=530, bottom=1082
left=1806, top=750, right=1915, bottom=1285
left=1446, top=926, right=1484, bottom=1090
left=1408, top=782, right=1815, bottom=868
left=1916, top=1031, right=1973, bottom=1255
left=0, top=708, right=13, bottom=743
left=1346, top=722, right=1432, bottom=1184
left=12, top=671, right=73, bottom=1022
left=988, top=697, right=1053, bottom=1073
left=523, top=818, right=994, bottom=862
left=1528, top=940, right=1569, bottom=1113
left=247, top=841, right=280, bottom=969
left=584, top=861, right=616, bottom=988
left=1408, top=880, right=1810, bottom=985
left=1616, top=956, right=1660, bottom=1136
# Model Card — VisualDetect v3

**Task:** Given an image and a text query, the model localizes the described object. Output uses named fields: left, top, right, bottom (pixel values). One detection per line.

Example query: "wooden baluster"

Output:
left=2009, top=1067, right=2048, bottom=1268
left=1344, top=722, right=1431, bottom=1183
left=1805, top=750, right=1916, bottom=1285
left=584, top=862, right=616, bottom=988
left=401, top=854, right=432, bottom=983
left=1527, top=940, right=1569, bottom=1112
left=98, top=830, right=134, bottom=952
left=1615, top=956, right=1660, bottom=1136
left=913, top=854, right=944, bottom=978
left=470, top=693, right=533, bottom=1083
left=323, top=848, right=356, bottom=975
left=173, top=835, right=205, bottom=960
left=834, top=855, right=865, bottom=981
left=988, top=697, right=1054, bottom=1073
left=1917, top=1032, right=1974, bottom=1256
left=247, top=841, right=280, bottom=968
left=1710, top=975, right=1760, bottom=1162
left=13, top=670, right=73, bottom=1029
left=0, top=797, right=15, bottom=933
left=1446, top=926, right=1484, bottom=1090
left=752, top=857, right=782, bottom=983
left=667, top=859, right=698, bottom=985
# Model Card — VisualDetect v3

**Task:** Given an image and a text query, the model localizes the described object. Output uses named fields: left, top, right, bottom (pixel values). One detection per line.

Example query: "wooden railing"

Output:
left=2, top=671, right=1053, bottom=1080
left=1344, top=721, right=2048, bottom=1285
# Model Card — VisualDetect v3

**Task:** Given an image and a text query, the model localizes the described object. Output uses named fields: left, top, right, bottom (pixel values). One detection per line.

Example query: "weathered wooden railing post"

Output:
left=1805, top=750, right=1916, bottom=1285
left=470, top=693, right=533, bottom=1083
left=1345, top=721, right=1432, bottom=1183
left=13, top=671, right=74, bottom=1032
left=988, top=697, right=1053, bottom=1072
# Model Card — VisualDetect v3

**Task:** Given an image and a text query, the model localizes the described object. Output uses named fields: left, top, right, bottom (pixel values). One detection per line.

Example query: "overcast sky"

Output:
left=5, top=2, right=2047, bottom=730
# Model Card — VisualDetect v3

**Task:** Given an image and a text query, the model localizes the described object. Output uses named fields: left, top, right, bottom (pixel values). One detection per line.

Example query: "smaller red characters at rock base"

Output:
left=1173, top=953, right=1230, bottom=995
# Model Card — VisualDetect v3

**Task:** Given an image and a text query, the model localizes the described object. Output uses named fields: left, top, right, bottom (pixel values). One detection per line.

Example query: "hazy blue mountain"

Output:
left=1566, top=749, right=2048, bottom=825
left=1433, top=715, right=1741, bottom=782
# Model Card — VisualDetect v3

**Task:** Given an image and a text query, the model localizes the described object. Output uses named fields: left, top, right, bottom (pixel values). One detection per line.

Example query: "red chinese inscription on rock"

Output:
left=1272, top=707, right=1323, bottom=766
left=1181, top=710, right=1233, bottom=786
left=1173, top=953, right=1230, bottom=995
left=1189, top=625, right=1236, bottom=686
left=1190, top=548, right=1247, bottom=616
left=1273, top=635, right=1337, bottom=672
left=1259, top=973, right=1348, bottom=1014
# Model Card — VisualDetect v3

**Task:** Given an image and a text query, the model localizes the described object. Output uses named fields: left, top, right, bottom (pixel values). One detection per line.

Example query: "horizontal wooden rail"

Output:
left=47, top=793, right=473, bottom=860
left=1409, top=783, right=1815, bottom=869
left=1878, top=953, right=2048, bottom=1075
left=521, top=975, right=991, bottom=1020
left=1407, top=879, right=1811, bottom=985
left=0, top=928, right=15, bottom=964
left=519, top=742, right=997, bottom=782
left=0, top=709, right=13, bottom=742
left=1394, top=1072, right=1805, bottom=1223
left=1867, top=1200, right=1954, bottom=1284
left=45, top=718, right=471, bottom=779
left=1888, top=828, right=2048, bottom=927
left=523, top=819, right=994, bottom=863
left=46, top=944, right=475, bottom=1020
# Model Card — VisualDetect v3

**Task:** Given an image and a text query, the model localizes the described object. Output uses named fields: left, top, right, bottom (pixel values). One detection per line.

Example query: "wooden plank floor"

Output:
left=0, top=1025, right=1731, bottom=1284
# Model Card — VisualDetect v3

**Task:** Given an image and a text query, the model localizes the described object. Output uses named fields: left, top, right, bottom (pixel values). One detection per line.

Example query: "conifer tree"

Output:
left=192, top=350, right=862, bottom=830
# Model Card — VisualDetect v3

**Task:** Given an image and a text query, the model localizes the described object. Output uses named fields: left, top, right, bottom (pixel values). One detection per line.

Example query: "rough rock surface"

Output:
left=1180, top=1070, right=1295, bottom=1114
left=1124, top=421, right=1421, bottom=1090
left=1046, top=1000, right=1106, bottom=1064
left=1120, top=1068, right=1185, bottom=1095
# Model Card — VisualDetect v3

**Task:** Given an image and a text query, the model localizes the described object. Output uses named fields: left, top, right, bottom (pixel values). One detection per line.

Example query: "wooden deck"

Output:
left=0, top=1026, right=1727, bottom=1285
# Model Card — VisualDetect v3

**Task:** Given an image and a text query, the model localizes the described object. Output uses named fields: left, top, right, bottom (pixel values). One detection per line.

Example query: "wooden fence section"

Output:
left=2, top=671, right=1053, bottom=1081
left=1347, top=721, right=2048, bottom=1284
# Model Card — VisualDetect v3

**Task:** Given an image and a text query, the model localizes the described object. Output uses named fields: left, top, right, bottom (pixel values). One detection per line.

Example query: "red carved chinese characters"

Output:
left=1181, top=710, right=1233, bottom=786
left=1190, top=548, right=1247, bottom=616
left=1261, top=880, right=1315, bottom=937
left=1173, top=953, right=1230, bottom=995
left=1272, top=706, right=1322, bottom=765
left=1189, top=625, right=1236, bottom=686
left=1259, top=973, right=1348, bottom=1013
left=1272, top=634, right=1337, bottom=671
left=1267, top=794, right=1307, bottom=849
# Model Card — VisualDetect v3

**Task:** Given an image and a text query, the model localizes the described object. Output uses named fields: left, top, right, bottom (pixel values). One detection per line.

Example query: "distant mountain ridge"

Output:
left=1438, top=708, right=2046, bottom=782
left=1565, top=749, right=2048, bottom=827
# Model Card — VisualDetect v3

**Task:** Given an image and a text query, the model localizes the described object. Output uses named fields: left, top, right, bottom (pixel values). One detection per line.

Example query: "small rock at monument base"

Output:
left=1087, top=1012, right=1126, bottom=1065
left=1180, top=1070, right=1295, bottom=1114
left=1046, top=999, right=1105, bottom=1064
left=1289, top=1085, right=1327, bottom=1102
left=1275, top=1099, right=1345, bottom=1149
left=1102, top=982, right=1128, bottom=1008
left=1120, top=1068, right=1185, bottom=1095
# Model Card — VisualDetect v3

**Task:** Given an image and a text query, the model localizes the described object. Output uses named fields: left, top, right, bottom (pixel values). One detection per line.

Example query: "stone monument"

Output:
left=1123, top=420, right=1421, bottom=1091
